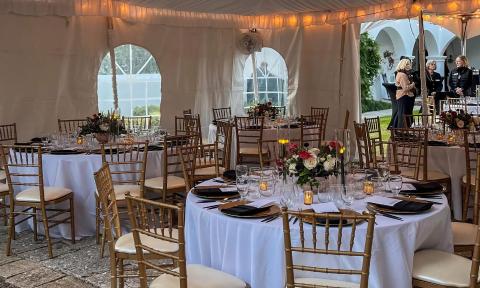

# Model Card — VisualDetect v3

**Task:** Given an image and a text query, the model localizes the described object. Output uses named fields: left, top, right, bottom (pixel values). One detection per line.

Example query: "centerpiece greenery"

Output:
left=247, top=102, right=278, bottom=119
left=439, top=110, right=475, bottom=130
left=79, top=112, right=126, bottom=143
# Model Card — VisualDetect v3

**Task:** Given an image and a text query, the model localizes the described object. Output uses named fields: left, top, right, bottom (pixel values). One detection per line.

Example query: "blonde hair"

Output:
left=456, top=55, right=469, bottom=67
left=426, top=59, right=437, bottom=69
left=396, top=58, right=412, bottom=71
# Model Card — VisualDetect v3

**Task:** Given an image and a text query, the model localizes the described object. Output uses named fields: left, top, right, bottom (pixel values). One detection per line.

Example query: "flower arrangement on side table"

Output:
left=79, top=112, right=127, bottom=143
left=248, top=102, right=278, bottom=119
left=439, top=110, right=476, bottom=130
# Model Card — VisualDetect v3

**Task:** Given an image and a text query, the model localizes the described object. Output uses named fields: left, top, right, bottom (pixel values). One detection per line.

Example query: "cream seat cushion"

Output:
left=452, top=222, right=477, bottom=246
left=462, top=174, right=476, bottom=185
left=413, top=249, right=480, bottom=287
left=400, top=168, right=449, bottom=181
left=295, top=278, right=359, bottom=288
left=16, top=186, right=71, bottom=202
left=145, top=176, right=185, bottom=190
left=150, top=264, right=246, bottom=288
left=239, top=147, right=267, bottom=155
left=0, top=170, right=5, bottom=181
left=195, top=166, right=226, bottom=176
left=115, top=228, right=179, bottom=254
left=0, top=183, right=8, bottom=193
left=113, top=185, right=141, bottom=200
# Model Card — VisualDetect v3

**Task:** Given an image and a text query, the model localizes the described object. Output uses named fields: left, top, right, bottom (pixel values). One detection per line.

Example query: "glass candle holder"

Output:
left=259, top=181, right=268, bottom=191
left=363, top=180, right=374, bottom=195
left=304, top=190, right=313, bottom=205
left=76, top=136, right=84, bottom=145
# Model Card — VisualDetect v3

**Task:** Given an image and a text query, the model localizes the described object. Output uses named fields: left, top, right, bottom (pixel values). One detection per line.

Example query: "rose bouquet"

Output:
left=248, top=102, right=278, bottom=119
left=79, top=112, right=126, bottom=136
left=440, top=110, right=474, bottom=130
left=281, top=142, right=339, bottom=188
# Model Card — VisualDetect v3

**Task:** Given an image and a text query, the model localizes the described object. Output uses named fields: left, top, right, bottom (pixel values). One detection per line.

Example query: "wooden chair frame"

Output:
left=463, top=131, right=480, bottom=221
left=364, top=116, right=386, bottom=164
left=298, top=115, right=325, bottom=148
left=282, top=207, right=375, bottom=288
left=57, top=118, right=87, bottom=134
left=234, top=116, right=266, bottom=165
left=0, top=145, right=75, bottom=258
left=122, top=116, right=152, bottom=131
left=212, top=107, right=232, bottom=122
left=215, top=120, right=233, bottom=170
left=0, top=123, right=17, bottom=226
left=354, top=122, right=373, bottom=169
left=310, top=107, right=329, bottom=141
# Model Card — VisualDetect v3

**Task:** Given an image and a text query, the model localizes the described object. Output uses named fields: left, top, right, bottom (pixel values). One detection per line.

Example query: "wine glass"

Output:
left=388, top=176, right=403, bottom=197
left=236, top=175, right=249, bottom=200
left=235, top=165, right=248, bottom=178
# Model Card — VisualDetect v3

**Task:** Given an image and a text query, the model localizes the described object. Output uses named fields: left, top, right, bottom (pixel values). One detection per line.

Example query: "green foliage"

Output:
left=133, top=105, right=160, bottom=116
left=362, top=99, right=391, bottom=113
left=360, top=33, right=382, bottom=102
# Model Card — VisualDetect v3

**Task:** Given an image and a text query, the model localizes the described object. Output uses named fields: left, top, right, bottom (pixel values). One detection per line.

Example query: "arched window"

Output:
left=243, top=47, right=288, bottom=109
left=97, top=44, right=161, bottom=125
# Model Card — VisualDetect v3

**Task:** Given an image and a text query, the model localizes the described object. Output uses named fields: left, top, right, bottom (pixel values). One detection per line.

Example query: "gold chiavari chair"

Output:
left=364, top=116, right=386, bottom=164
left=192, top=142, right=221, bottom=182
left=258, top=137, right=282, bottom=170
left=178, top=142, right=199, bottom=191
left=58, top=118, right=87, bottom=134
left=0, top=145, right=75, bottom=258
left=96, top=141, right=148, bottom=255
left=122, top=116, right=152, bottom=131
left=390, top=128, right=452, bottom=205
left=175, top=115, right=202, bottom=143
left=145, top=135, right=197, bottom=203
left=354, top=122, right=373, bottom=169
left=0, top=123, right=16, bottom=225
left=403, top=114, right=435, bottom=128
left=125, top=195, right=248, bottom=288
left=183, top=109, right=192, bottom=116
left=298, top=115, right=325, bottom=148
left=462, top=131, right=480, bottom=221
left=94, top=164, right=179, bottom=288
left=447, top=97, right=468, bottom=112
left=412, top=217, right=480, bottom=287
left=234, top=116, right=267, bottom=165
left=310, top=107, right=329, bottom=140
left=215, top=120, right=233, bottom=170
left=212, top=107, right=232, bottom=123
left=282, top=207, right=376, bottom=288
left=453, top=151, right=480, bottom=257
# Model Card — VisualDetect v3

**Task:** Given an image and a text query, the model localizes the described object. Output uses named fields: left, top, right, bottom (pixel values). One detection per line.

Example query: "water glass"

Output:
left=235, top=165, right=248, bottom=178
left=236, top=176, right=249, bottom=200
left=247, top=174, right=261, bottom=199
left=317, top=181, right=331, bottom=203
left=377, top=162, right=390, bottom=181
left=388, top=176, right=403, bottom=197
left=341, top=184, right=355, bottom=206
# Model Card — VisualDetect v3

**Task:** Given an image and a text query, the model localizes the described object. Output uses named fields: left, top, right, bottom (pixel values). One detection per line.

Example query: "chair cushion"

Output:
left=462, top=174, right=476, bottom=186
left=15, top=186, right=71, bottom=202
left=239, top=147, right=267, bottom=155
left=113, top=185, right=141, bottom=200
left=400, top=168, right=450, bottom=181
left=115, top=228, right=179, bottom=254
left=195, top=166, right=226, bottom=176
left=413, top=249, right=480, bottom=286
left=295, top=278, right=359, bottom=288
left=0, top=170, right=5, bottom=181
left=0, top=183, right=9, bottom=193
left=452, top=222, right=478, bottom=246
left=145, top=176, right=185, bottom=190
left=150, top=264, right=246, bottom=288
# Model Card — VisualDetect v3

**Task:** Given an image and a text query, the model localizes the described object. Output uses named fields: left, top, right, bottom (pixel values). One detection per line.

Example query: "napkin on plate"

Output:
left=400, top=182, right=443, bottom=194
left=428, top=140, right=448, bottom=146
left=368, top=196, right=432, bottom=212
left=193, top=187, right=238, bottom=197
left=222, top=170, right=236, bottom=181
left=221, top=205, right=271, bottom=216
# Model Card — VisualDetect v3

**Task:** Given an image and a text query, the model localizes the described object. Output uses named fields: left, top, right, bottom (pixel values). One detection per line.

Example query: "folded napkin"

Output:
left=30, top=137, right=44, bottom=143
left=390, top=200, right=432, bottom=212
left=49, top=149, right=83, bottom=155
left=222, top=170, right=236, bottom=181
left=401, top=182, right=443, bottom=194
left=222, top=205, right=271, bottom=216
left=279, top=124, right=300, bottom=129
left=193, top=187, right=238, bottom=197
left=428, top=140, right=448, bottom=146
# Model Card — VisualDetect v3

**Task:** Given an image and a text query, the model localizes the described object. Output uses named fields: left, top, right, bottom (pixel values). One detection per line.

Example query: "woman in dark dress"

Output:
left=449, top=55, right=473, bottom=97
left=393, top=59, right=416, bottom=128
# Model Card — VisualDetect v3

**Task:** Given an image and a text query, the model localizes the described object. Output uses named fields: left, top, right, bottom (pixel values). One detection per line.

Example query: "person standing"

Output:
left=423, top=60, right=444, bottom=114
left=449, top=55, right=473, bottom=97
left=393, top=59, right=416, bottom=128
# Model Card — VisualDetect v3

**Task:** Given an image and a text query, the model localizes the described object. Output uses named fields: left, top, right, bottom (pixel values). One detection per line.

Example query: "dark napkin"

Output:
left=193, top=187, right=238, bottom=197
left=428, top=140, right=448, bottom=146
left=469, top=143, right=480, bottom=148
left=49, top=150, right=83, bottom=155
left=375, top=200, right=432, bottom=212
left=401, top=182, right=443, bottom=194
left=222, top=205, right=271, bottom=216
left=30, top=137, right=44, bottom=143
left=137, top=145, right=163, bottom=151
left=222, top=170, right=236, bottom=181
left=247, top=125, right=262, bottom=130
left=316, top=217, right=348, bottom=226
left=280, top=124, right=300, bottom=129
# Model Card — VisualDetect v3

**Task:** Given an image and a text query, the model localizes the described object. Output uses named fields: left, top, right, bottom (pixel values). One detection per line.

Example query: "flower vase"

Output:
left=94, top=132, right=110, bottom=144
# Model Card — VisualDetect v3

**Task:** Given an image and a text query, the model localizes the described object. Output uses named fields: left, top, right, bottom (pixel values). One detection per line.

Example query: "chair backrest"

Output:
left=310, top=107, right=329, bottom=140
left=427, top=96, right=436, bottom=117
left=0, top=145, right=45, bottom=204
left=215, top=120, right=233, bottom=170
left=183, top=109, right=192, bottom=116
left=94, top=164, right=121, bottom=243
left=234, top=116, right=264, bottom=155
left=464, top=131, right=480, bottom=222
left=390, top=128, right=428, bottom=180
left=403, top=114, right=435, bottom=128
left=447, top=97, right=467, bottom=112
left=273, top=106, right=286, bottom=117
left=125, top=195, right=185, bottom=288
left=101, top=142, right=149, bottom=198
left=299, top=115, right=324, bottom=148
left=122, top=116, right=152, bottom=131
left=0, top=123, right=17, bottom=144
left=282, top=207, right=376, bottom=288
left=212, top=107, right=231, bottom=122
left=58, top=119, right=87, bottom=134
left=353, top=122, right=372, bottom=169
left=175, top=115, right=202, bottom=141
left=364, top=116, right=385, bottom=163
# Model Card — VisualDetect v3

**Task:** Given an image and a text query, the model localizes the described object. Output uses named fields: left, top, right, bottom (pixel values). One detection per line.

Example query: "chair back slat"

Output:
left=212, top=107, right=231, bottom=122
left=465, top=132, right=480, bottom=222
left=282, top=207, right=375, bottom=288
left=364, top=116, right=385, bottom=163
left=122, top=116, right=152, bottom=131
left=215, top=120, right=233, bottom=169
left=403, top=114, right=435, bottom=128
left=310, top=107, right=329, bottom=140
left=354, top=122, right=372, bottom=169
left=390, top=128, right=428, bottom=180
left=58, top=119, right=87, bottom=134
left=299, top=115, right=325, bottom=148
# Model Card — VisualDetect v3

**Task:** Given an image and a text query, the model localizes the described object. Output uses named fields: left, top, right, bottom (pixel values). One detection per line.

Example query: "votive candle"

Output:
left=363, top=181, right=374, bottom=195
left=304, top=190, right=313, bottom=205
left=259, top=181, right=268, bottom=191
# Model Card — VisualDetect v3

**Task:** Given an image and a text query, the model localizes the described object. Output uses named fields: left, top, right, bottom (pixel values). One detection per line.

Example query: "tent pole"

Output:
left=107, top=17, right=119, bottom=112
left=251, top=52, right=259, bottom=103
left=338, top=22, right=347, bottom=123
left=418, top=10, right=428, bottom=120
left=461, top=16, right=469, bottom=56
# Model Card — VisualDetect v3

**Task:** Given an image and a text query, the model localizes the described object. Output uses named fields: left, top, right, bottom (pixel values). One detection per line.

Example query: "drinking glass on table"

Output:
left=388, top=175, right=403, bottom=197
left=236, top=175, right=249, bottom=200
left=235, top=164, right=248, bottom=178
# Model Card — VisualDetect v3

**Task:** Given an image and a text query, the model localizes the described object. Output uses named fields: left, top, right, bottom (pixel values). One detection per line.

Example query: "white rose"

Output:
left=326, top=155, right=332, bottom=159
left=474, top=117, right=480, bottom=126
left=457, top=119, right=465, bottom=128
left=289, top=163, right=297, bottom=174
left=323, top=158, right=336, bottom=172
left=319, top=157, right=326, bottom=162
left=309, top=148, right=320, bottom=155
left=303, top=155, right=318, bottom=170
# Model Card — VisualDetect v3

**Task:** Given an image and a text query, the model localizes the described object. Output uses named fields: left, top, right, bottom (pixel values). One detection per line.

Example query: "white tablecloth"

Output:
left=185, top=191, right=453, bottom=288
left=428, top=145, right=465, bottom=219
left=13, top=151, right=164, bottom=239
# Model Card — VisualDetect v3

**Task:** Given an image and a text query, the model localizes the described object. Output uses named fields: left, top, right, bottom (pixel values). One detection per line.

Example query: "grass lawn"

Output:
left=379, top=115, right=391, bottom=140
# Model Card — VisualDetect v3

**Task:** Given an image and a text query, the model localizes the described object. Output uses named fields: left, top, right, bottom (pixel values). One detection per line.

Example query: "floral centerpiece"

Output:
left=248, top=102, right=278, bottom=119
left=278, top=142, right=339, bottom=188
left=439, top=110, right=476, bottom=130
left=79, top=112, right=126, bottom=143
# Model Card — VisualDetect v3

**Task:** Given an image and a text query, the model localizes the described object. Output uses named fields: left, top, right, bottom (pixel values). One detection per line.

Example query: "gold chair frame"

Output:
left=58, top=118, right=87, bottom=134
left=310, top=107, right=329, bottom=141
left=122, top=116, right=152, bottom=131
left=212, top=107, right=232, bottom=122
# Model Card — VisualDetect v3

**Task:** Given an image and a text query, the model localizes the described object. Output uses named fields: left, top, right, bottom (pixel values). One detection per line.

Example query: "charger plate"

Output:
left=367, top=196, right=432, bottom=215
left=191, top=187, right=239, bottom=200
left=218, top=200, right=280, bottom=219
left=299, top=209, right=364, bottom=227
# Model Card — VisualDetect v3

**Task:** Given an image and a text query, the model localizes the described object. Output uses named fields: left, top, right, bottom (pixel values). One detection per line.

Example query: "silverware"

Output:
left=204, top=204, right=220, bottom=210
left=378, top=212, right=403, bottom=221
left=288, top=216, right=294, bottom=223
left=261, top=214, right=280, bottom=223
left=260, top=215, right=276, bottom=222
left=197, top=200, right=216, bottom=203
left=265, top=215, right=280, bottom=223
left=293, top=217, right=299, bottom=224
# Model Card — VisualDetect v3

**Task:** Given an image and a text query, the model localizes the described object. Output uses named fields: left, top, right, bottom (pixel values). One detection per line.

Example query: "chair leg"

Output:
left=111, top=255, right=118, bottom=288
left=69, top=196, right=75, bottom=245
left=118, top=258, right=125, bottom=288
left=6, top=211, right=14, bottom=256
left=32, top=207, right=38, bottom=241
left=40, top=207, right=53, bottom=258
left=462, top=183, right=469, bottom=221
left=100, top=225, right=107, bottom=258
left=1, top=195, right=6, bottom=226
left=96, top=195, right=101, bottom=244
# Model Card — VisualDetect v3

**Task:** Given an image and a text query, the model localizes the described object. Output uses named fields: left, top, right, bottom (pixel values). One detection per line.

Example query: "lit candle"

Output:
left=76, top=136, right=84, bottom=145
left=363, top=181, right=374, bottom=195
left=278, top=139, right=289, bottom=145
left=304, top=190, right=313, bottom=205
left=259, top=181, right=268, bottom=191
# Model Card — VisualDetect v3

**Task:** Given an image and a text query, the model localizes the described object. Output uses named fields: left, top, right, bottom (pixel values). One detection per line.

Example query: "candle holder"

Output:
left=304, top=190, right=313, bottom=205
left=363, top=180, right=374, bottom=195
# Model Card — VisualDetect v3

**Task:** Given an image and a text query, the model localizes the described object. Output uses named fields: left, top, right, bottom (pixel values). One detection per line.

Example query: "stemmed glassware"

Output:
left=388, top=175, right=403, bottom=197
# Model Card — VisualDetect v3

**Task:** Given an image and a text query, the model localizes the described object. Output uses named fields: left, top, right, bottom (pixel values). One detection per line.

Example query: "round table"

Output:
left=185, top=190, right=453, bottom=288
left=13, top=150, right=164, bottom=239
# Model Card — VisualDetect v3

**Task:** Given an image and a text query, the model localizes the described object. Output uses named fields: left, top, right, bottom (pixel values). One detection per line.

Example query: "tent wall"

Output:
left=0, top=14, right=360, bottom=141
